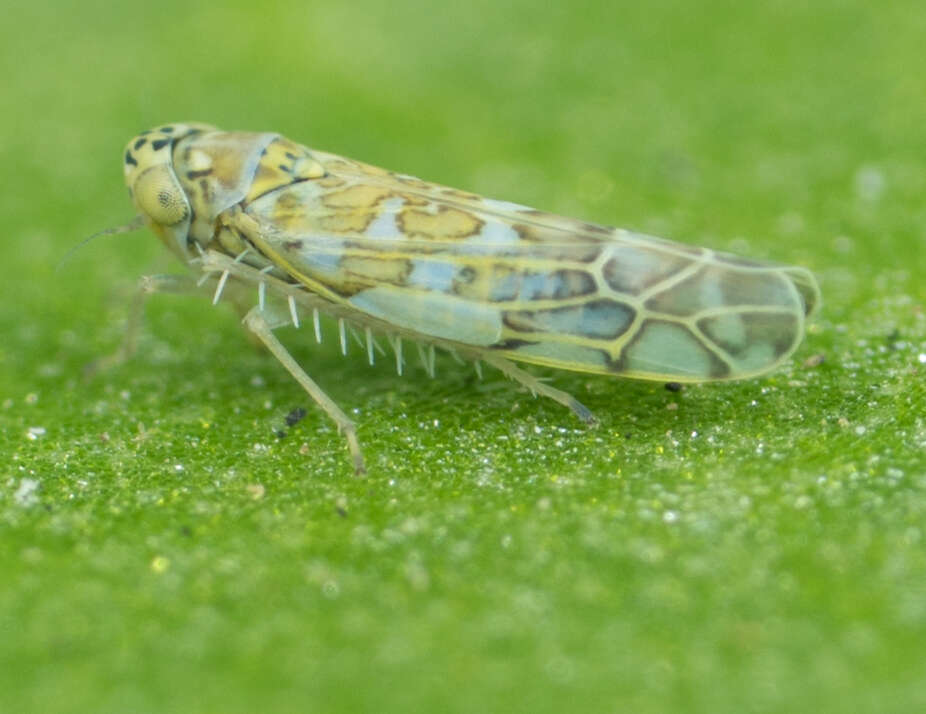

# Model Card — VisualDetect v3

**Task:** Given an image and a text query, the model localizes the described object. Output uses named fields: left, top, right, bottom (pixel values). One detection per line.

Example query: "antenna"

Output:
left=56, top=215, right=145, bottom=272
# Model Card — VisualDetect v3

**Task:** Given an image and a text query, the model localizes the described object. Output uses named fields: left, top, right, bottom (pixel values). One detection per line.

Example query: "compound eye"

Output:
left=132, top=165, right=189, bottom=226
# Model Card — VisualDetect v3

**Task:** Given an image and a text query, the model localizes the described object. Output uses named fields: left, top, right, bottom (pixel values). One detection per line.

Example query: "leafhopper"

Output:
left=109, top=122, right=819, bottom=473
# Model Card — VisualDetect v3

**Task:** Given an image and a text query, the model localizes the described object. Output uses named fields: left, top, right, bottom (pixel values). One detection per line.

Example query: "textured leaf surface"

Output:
left=1, top=1, right=924, bottom=712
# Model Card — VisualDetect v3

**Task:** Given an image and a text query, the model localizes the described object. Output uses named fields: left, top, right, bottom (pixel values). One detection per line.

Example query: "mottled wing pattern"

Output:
left=152, top=129, right=817, bottom=382
left=119, top=124, right=821, bottom=471
left=228, top=144, right=819, bottom=382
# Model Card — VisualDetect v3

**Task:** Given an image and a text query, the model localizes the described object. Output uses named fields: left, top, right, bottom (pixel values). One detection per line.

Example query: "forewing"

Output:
left=242, top=150, right=819, bottom=381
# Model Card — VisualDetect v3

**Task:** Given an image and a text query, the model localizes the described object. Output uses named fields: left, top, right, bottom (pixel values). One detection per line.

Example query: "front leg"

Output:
left=85, top=273, right=201, bottom=376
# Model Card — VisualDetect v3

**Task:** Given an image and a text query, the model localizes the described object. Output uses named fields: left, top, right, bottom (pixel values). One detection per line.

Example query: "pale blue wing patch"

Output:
left=406, top=259, right=458, bottom=292
left=365, top=196, right=404, bottom=238
left=349, top=288, right=503, bottom=346
left=504, top=300, right=635, bottom=339
left=471, top=219, right=521, bottom=245
left=240, top=166, right=817, bottom=379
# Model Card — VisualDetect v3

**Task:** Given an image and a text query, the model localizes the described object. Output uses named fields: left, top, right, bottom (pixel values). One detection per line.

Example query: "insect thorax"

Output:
left=124, top=124, right=326, bottom=264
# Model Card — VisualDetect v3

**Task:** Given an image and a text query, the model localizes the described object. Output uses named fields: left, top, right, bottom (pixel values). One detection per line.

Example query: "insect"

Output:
left=110, top=122, right=820, bottom=473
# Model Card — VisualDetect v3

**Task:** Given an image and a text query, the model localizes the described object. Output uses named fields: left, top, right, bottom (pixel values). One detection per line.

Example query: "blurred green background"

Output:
left=2, top=0, right=925, bottom=712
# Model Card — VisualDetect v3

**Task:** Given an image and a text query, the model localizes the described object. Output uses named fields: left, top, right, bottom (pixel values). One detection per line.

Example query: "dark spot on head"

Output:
left=151, top=137, right=171, bottom=151
left=278, top=163, right=290, bottom=172
left=124, top=150, right=138, bottom=166
left=158, top=126, right=175, bottom=133
left=186, top=168, right=212, bottom=180
left=133, top=137, right=147, bottom=150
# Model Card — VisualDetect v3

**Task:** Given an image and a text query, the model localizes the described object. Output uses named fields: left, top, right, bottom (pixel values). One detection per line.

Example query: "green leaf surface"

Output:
left=2, top=1, right=924, bottom=712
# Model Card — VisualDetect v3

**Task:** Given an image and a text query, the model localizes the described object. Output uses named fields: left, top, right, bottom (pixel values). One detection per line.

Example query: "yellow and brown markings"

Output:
left=352, top=159, right=392, bottom=178
left=179, top=144, right=213, bottom=179
left=170, top=132, right=276, bottom=241
left=266, top=237, right=414, bottom=297
left=188, top=133, right=261, bottom=193
left=314, top=183, right=396, bottom=234
left=317, top=175, right=347, bottom=189
left=315, top=212, right=380, bottom=234
left=318, top=154, right=392, bottom=178
left=450, top=264, right=515, bottom=301
left=321, top=184, right=394, bottom=209
left=339, top=255, right=413, bottom=288
left=123, top=123, right=818, bottom=385
left=245, top=138, right=325, bottom=203
left=124, top=123, right=209, bottom=175
left=117, top=122, right=821, bottom=476
left=444, top=264, right=596, bottom=303
left=258, top=182, right=382, bottom=236
left=511, top=224, right=547, bottom=242
left=389, top=173, right=432, bottom=190
left=510, top=212, right=611, bottom=240
left=397, top=205, right=484, bottom=240
left=185, top=174, right=213, bottom=215
left=263, top=186, right=384, bottom=234
left=436, top=186, right=483, bottom=202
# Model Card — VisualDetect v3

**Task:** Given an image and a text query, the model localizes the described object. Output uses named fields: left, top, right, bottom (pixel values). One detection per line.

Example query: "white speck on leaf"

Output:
left=26, top=426, right=46, bottom=441
left=14, top=478, right=39, bottom=507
